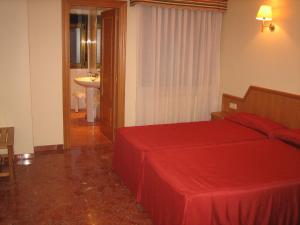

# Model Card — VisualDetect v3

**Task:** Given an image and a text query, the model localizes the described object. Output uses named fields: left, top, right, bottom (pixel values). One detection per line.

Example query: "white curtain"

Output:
left=135, top=5, right=223, bottom=125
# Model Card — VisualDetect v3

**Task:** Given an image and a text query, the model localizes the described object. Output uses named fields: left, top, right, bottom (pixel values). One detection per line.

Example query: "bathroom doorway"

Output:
left=62, top=0, right=126, bottom=149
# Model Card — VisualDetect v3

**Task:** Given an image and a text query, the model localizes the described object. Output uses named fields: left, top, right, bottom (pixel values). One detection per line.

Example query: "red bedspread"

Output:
left=141, top=140, right=300, bottom=225
left=113, top=120, right=266, bottom=198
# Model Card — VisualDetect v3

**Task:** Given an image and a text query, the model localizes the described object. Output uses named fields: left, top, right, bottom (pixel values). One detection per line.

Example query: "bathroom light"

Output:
left=86, top=39, right=96, bottom=44
left=81, top=39, right=96, bottom=44
left=256, top=5, right=275, bottom=32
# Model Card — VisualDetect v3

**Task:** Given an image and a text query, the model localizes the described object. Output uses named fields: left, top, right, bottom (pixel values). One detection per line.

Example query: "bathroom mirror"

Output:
left=70, top=13, right=88, bottom=68
left=69, top=9, right=103, bottom=70
left=96, top=15, right=102, bottom=69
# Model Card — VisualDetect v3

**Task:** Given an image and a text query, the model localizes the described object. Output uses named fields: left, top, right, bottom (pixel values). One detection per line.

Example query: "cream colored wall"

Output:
left=26, top=0, right=138, bottom=150
left=220, top=0, right=300, bottom=101
left=28, top=0, right=64, bottom=146
left=0, top=0, right=34, bottom=154
left=125, top=4, right=137, bottom=126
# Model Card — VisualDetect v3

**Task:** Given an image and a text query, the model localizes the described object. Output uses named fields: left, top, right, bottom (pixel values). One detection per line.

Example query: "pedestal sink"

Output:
left=74, top=77, right=100, bottom=122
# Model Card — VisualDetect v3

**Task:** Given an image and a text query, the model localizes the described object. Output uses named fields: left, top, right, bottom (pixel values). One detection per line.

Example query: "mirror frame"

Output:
left=70, top=14, right=88, bottom=68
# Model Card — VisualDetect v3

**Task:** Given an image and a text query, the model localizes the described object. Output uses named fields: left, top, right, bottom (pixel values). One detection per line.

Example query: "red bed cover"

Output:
left=113, top=120, right=266, bottom=198
left=141, top=140, right=300, bottom=225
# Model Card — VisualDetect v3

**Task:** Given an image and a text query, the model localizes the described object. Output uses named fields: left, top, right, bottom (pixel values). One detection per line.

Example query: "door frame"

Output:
left=62, top=0, right=127, bottom=149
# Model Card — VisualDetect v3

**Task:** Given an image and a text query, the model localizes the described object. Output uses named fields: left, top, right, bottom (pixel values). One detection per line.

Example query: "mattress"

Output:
left=141, top=140, right=300, bottom=225
left=113, top=119, right=267, bottom=198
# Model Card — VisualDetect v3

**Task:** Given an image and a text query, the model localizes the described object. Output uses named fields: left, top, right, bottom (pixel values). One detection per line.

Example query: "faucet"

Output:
left=88, top=71, right=99, bottom=81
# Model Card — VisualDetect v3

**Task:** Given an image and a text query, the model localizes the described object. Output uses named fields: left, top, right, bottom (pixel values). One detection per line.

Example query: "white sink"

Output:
left=74, top=76, right=100, bottom=122
left=74, top=76, right=100, bottom=88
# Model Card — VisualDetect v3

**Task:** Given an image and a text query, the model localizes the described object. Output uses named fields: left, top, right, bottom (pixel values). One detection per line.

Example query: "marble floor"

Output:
left=70, top=111, right=111, bottom=148
left=0, top=144, right=153, bottom=225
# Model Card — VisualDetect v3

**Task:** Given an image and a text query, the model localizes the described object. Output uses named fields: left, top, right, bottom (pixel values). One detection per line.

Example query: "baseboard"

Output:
left=14, top=153, right=34, bottom=165
left=15, top=153, right=34, bottom=159
left=9, top=145, right=63, bottom=166
left=34, top=144, right=64, bottom=153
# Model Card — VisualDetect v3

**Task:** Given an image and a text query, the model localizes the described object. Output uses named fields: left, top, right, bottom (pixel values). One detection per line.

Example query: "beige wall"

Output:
left=125, top=4, right=137, bottom=126
left=26, top=0, right=138, bottom=149
left=0, top=1, right=135, bottom=150
left=220, top=0, right=300, bottom=101
left=28, top=0, right=64, bottom=146
left=0, top=0, right=34, bottom=154
left=26, top=0, right=138, bottom=150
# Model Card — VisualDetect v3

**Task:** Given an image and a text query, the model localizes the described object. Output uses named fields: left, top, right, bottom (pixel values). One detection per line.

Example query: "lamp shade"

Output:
left=256, top=5, right=272, bottom=21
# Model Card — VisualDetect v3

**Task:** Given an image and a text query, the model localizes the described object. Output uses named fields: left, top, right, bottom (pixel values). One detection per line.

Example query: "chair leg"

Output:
left=8, top=146, right=14, bottom=179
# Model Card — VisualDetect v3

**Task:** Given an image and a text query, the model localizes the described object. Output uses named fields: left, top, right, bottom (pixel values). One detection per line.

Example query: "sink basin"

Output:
left=74, top=76, right=100, bottom=123
left=74, top=76, right=100, bottom=88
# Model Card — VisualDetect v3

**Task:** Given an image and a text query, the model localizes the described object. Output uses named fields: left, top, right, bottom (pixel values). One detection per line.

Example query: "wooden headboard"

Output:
left=222, top=86, right=300, bottom=129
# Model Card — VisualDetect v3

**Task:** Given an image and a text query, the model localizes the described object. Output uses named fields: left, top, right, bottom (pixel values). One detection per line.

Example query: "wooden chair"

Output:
left=0, top=127, right=14, bottom=178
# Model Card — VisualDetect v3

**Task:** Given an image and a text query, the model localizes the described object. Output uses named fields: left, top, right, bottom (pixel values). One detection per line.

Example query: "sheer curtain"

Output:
left=135, top=5, right=223, bottom=125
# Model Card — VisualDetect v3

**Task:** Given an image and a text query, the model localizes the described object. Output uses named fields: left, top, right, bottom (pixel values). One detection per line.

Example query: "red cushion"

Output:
left=225, top=112, right=284, bottom=138
left=274, top=128, right=300, bottom=147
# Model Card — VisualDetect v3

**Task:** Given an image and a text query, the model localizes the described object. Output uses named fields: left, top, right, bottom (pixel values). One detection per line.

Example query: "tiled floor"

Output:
left=70, top=111, right=111, bottom=148
left=0, top=145, right=153, bottom=225
left=0, top=111, right=153, bottom=225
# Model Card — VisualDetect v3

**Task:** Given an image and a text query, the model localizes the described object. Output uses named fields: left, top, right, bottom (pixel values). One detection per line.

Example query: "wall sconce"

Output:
left=256, top=5, right=275, bottom=32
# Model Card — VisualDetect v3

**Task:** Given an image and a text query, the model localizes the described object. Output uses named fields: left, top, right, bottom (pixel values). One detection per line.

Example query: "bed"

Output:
left=140, top=139, right=300, bottom=225
left=113, top=118, right=267, bottom=198
left=113, top=86, right=300, bottom=224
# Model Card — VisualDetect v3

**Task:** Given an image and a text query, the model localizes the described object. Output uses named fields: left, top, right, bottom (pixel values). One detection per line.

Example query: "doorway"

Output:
left=62, top=0, right=126, bottom=149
